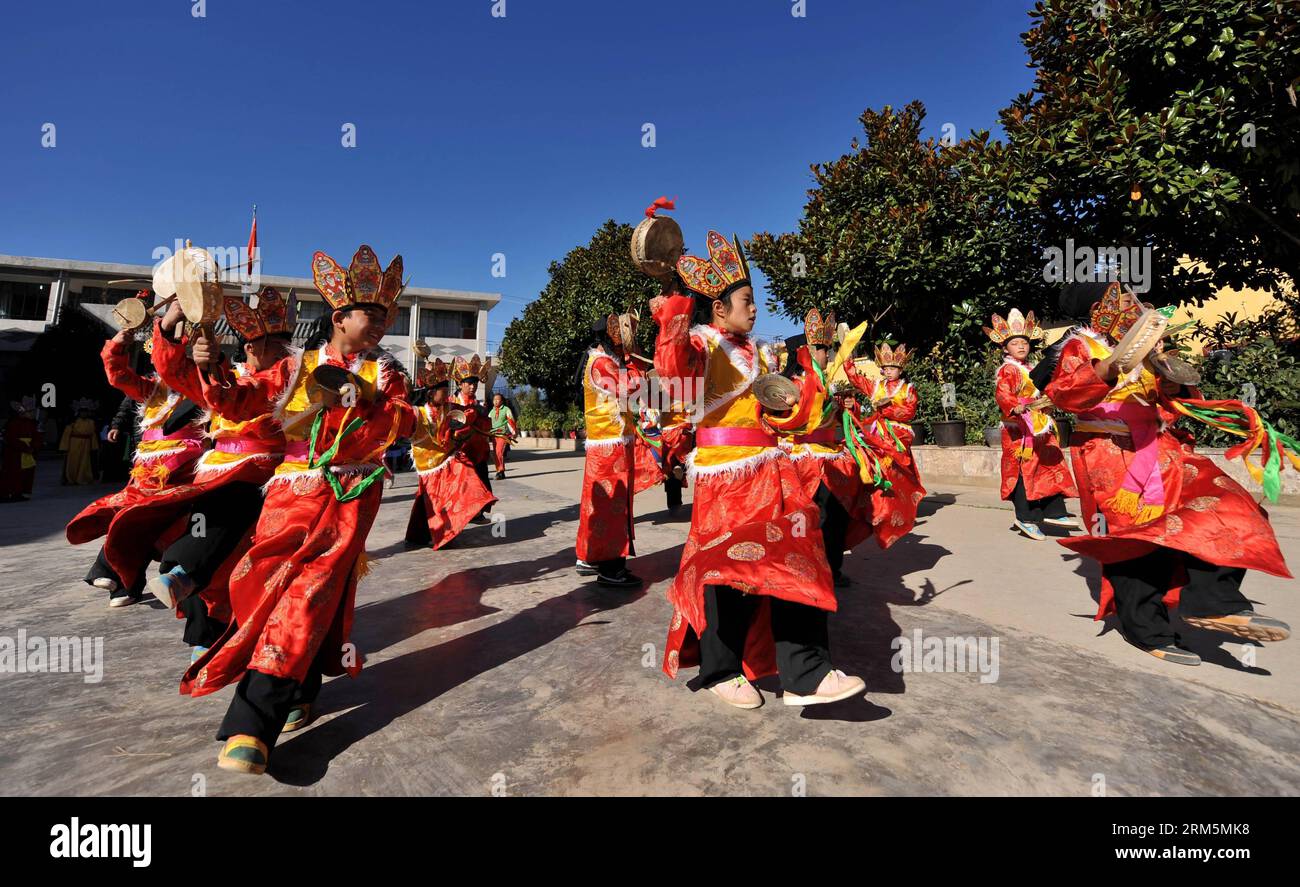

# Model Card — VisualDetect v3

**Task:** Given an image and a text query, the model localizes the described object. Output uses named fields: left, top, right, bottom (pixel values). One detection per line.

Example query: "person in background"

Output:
left=489, top=391, right=517, bottom=479
left=0, top=397, right=39, bottom=502
left=60, top=398, right=99, bottom=485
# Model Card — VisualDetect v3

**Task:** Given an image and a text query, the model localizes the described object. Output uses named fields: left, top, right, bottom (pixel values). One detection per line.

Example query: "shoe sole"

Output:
left=107, top=596, right=139, bottom=609
left=145, top=577, right=193, bottom=610
left=1013, top=524, right=1046, bottom=541
left=596, top=578, right=641, bottom=588
left=217, top=756, right=267, bottom=775
left=1042, top=518, right=1078, bottom=528
left=1147, top=648, right=1201, bottom=666
left=1182, top=616, right=1290, bottom=643
left=783, top=680, right=867, bottom=707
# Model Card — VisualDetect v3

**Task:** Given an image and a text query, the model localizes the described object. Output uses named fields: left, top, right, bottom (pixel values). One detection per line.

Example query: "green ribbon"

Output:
left=307, top=409, right=387, bottom=503
left=809, top=359, right=839, bottom=425
left=842, top=410, right=891, bottom=491
left=1172, top=402, right=1300, bottom=503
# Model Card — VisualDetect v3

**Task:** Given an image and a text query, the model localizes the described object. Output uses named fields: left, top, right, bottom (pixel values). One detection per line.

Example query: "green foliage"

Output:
left=563, top=402, right=584, bottom=434
left=994, top=0, right=1300, bottom=303
left=498, top=220, right=660, bottom=410
left=514, top=389, right=548, bottom=434
left=1189, top=301, right=1300, bottom=446
left=748, top=102, right=1055, bottom=354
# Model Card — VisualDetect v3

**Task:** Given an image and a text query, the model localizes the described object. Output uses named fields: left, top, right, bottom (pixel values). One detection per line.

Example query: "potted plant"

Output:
left=929, top=367, right=967, bottom=447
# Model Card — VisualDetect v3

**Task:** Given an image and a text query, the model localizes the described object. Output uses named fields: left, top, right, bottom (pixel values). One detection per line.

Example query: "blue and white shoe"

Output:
left=146, top=565, right=196, bottom=609
left=190, top=645, right=208, bottom=666
left=1043, top=515, right=1080, bottom=530
left=1014, top=520, right=1046, bottom=541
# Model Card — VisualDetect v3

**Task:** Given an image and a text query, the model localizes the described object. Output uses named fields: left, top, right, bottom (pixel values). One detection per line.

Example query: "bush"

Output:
left=1193, top=337, right=1300, bottom=448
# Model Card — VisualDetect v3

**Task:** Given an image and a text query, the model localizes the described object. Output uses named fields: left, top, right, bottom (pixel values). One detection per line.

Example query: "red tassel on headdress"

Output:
left=645, top=196, right=677, bottom=217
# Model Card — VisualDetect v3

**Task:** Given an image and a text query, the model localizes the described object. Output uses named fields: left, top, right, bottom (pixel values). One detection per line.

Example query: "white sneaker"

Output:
left=708, top=675, right=763, bottom=710
left=92, top=577, right=118, bottom=592
left=783, top=669, right=866, bottom=706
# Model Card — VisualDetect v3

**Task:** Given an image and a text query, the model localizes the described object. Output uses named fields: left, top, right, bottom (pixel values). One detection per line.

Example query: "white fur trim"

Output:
left=690, top=324, right=760, bottom=419
left=416, top=456, right=455, bottom=478
left=262, top=461, right=385, bottom=492
left=271, top=348, right=310, bottom=425
left=584, top=434, right=632, bottom=451
left=192, top=451, right=279, bottom=481
left=686, top=445, right=786, bottom=483
left=585, top=348, right=626, bottom=435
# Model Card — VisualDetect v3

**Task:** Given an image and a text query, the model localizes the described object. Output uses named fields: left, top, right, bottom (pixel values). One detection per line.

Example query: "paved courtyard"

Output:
left=1, top=450, right=1298, bottom=796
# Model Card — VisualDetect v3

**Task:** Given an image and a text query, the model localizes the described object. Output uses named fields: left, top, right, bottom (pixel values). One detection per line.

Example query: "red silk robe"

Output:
left=994, top=357, right=1078, bottom=501
left=1046, top=332, right=1290, bottom=620
left=653, top=295, right=834, bottom=683
left=407, top=401, right=497, bottom=549
left=134, top=324, right=292, bottom=624
left=452, top=391, right=492, bottom=467
left=0, top=414, right=38, bottom=498
left=576, top=350, right=642, bottom=563
left=66, top=336, right=206, bottom=588
left=843, top=362, right=927, bottom=547
left=182, top=344, right=415, bottom=696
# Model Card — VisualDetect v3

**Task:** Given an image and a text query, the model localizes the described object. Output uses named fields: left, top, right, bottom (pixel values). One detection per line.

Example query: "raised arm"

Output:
left=101, top=333, right=155, bottom=403
left=201, top=352, right=298, bottom=423
left=149, top=321, right=207, bottom=407
left=1045, top=336, right=1112, bottom=415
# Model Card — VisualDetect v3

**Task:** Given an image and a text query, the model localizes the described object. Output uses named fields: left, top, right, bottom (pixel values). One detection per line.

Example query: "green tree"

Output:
left=995, top=0, right=1300, bottom=303
left=498, top=219, right=659, bottom=408
left=748, top=102, right=1055, bottom=354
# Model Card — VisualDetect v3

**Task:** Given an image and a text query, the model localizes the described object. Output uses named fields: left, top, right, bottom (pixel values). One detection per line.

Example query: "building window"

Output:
left=419, top=308, right=476, bottom=340
left=392, top=306, right=411, bottom=335
left=296, top=299, right=329, bottom=322
left=0, top=279, right=51, bottom=321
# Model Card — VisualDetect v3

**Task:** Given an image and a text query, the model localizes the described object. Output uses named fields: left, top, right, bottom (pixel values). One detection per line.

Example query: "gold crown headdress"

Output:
left=984, top=308, right=1043, bottom=345
left=223, top=286, right=296, bottom=341
left=874, top=342, right=913, bottom=369
left=675, top=231, right=752, bottom=300
left=311, top=245, right=404, bottom=315
left=1090, top=282, right=1150, bottom=341
left=804, top=308, right=837, bottom=348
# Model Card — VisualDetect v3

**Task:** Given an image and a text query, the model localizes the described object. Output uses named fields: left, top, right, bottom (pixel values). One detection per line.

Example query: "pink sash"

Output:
left=696, top=427, right=777, bottom=448
left=1086, top=401, right=1165, bottom=512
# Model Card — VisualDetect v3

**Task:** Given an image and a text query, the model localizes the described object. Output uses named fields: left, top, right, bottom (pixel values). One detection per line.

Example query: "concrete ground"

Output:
left=1, top=451, right=1298, bottom=797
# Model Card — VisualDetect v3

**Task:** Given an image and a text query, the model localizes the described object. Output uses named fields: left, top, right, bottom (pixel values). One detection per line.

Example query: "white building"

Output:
left=0, top=253, right=500, bottom=379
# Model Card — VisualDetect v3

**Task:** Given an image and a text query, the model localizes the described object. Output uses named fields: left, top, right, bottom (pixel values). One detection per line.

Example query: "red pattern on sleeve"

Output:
left=149, top=322, right=207, bottom=406
left=1045, top=337, right=1111, bottom=415
left=101, top=338, right=155, bottom=402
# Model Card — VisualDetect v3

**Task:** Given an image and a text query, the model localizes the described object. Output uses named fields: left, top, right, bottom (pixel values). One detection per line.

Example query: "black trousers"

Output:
left=474, top=459, right=493, bottom=515
left=665, top=475, right=683, bottom=511
left=814, top=480, right=849, bottom=576
left=85, top=547, right=145, bottom=597
left=218, top=651, right=329, bottom=749
left=595, top=556, right=626, bottom=576
left=1104, top=549, right=1251, bottom=648
left=158, top=482, right=263, bottom=588
left=698, top=586, right=831, bottom=695
left=1010, top=475, right=1068, bottom=524
left=178, top=594, right=226, bottom=648
left=405, top=493, right=432, bottom=545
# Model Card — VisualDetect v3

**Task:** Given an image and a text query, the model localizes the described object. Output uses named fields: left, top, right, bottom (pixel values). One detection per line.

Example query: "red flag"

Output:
left=246, top=206, right=257, bottom=276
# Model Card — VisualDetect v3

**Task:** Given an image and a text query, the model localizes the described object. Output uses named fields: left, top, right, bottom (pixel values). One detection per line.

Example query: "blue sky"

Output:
left=1, top=0, right=1037, bottom=344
